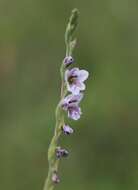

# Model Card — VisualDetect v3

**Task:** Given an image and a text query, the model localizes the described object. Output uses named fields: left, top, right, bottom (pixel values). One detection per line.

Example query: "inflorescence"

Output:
left=44, top=9, right=89, bottom=190
left=52, top=57, right=89, bottom=183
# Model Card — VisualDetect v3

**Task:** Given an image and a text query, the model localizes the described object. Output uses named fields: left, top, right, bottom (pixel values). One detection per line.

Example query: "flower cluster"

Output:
left=52, top=56, right=89, bottom=183
left=62, top=56, right=89, bottom=121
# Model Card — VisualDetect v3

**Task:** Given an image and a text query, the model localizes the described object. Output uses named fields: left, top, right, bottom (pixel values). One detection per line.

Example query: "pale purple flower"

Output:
left=56, top=147, right=69, bottom=159
left=68, top=106, right=82, bottom=120
left=62, top=124, right=74, bottom=135
left=61, top=93, right=83, bottom=120
left=52, top=171, right=60, bottom=184
left=65, top=67, right=89, bottom=95
left=63, top=56, right=74, bottom=67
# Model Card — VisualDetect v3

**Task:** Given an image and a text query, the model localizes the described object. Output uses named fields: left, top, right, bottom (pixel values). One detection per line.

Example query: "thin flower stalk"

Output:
left=43, top=9, right=79, bottom=190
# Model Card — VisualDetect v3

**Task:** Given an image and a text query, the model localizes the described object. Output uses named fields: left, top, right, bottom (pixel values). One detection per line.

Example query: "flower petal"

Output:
left=61, top=93, right=83, bottom=112
left=69, top=67, right=79, bottom=77
left=61, top=94, right=73, bottom=110
left=76, top=81, right=86, bottom=91
left=75, top=93, right=84, bottom=103
left=68, top=84, right=80, bottom=95
left=68, top=93, right=83, bottom=105
left=78, top=70, right=89, bottom=82
left=68, top=106, right=82, bottom=120
left=62, top=94, right=74, bottom=104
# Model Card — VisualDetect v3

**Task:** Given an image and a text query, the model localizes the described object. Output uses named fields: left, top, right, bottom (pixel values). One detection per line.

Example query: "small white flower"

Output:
left=65, top=67, right=89, bottom=95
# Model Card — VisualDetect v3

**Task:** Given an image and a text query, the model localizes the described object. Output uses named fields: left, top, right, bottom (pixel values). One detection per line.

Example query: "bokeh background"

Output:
left=0, top=0, right=138, bottom=190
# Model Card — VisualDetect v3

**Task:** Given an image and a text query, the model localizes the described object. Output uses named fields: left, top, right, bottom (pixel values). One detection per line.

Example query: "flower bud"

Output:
left=63, top=56, right=74, bottom=67
left=52, top=171, right=60, bottom=184
left=62, top=125, right=74, bottom=135
left=56, top=147, right=69, bottom=159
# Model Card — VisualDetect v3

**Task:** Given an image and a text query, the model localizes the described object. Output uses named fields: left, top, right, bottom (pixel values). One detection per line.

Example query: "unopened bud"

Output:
left=52, top=171, right=60, bottom=184
left=56, top=147, right=69, bottom=159
left=62, top=125, right=74, bottom=135
left=63, top=56, right=74, bottom=67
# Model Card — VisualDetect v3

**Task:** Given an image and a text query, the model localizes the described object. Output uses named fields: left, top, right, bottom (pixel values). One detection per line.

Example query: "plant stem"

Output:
left=43, top=67, right=66, bottom=190
left=43, top=9, right=79, bottom=190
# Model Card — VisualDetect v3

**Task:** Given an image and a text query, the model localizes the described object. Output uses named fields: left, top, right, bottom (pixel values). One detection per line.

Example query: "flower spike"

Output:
left=43, top=9, right=89, bottom=190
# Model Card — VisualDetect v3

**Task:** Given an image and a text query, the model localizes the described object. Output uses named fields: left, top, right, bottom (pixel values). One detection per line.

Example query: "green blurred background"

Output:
left=0, top=0, right=138, bottom=190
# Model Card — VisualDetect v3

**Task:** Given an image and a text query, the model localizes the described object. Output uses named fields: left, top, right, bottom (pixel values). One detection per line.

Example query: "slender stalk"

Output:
left=43, top=67, right=66, bottom=190
left=43, top=9, right=79, bottom=190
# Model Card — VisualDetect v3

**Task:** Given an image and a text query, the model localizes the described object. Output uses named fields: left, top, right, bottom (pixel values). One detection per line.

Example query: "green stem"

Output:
left=43, top=9, right=79, bottom=190
left=43, top=69, right=66, bottom=190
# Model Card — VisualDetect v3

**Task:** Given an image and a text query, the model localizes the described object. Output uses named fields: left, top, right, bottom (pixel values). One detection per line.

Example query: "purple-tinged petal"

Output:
left=68, top=93, right=83, bottom=106
left=74, top=93, right=84, bottom=103
left=68, top=84, right=80, bottom=95
left=68, top=67, right=79, bottom=77
left=69, top=82, right=86, bottom=95
left=78, top=82, right=86, bottom=91
left=78, top=70, right=89, bottom=82
left=61, top=93, right=83, bottom=107
left=63, top=94, right=74, bottom=103
left=65, top=68, right=79, bottom=89
left=60, top=94, right=73, bottom=110
left=68, top=106, right=82, bottom=120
